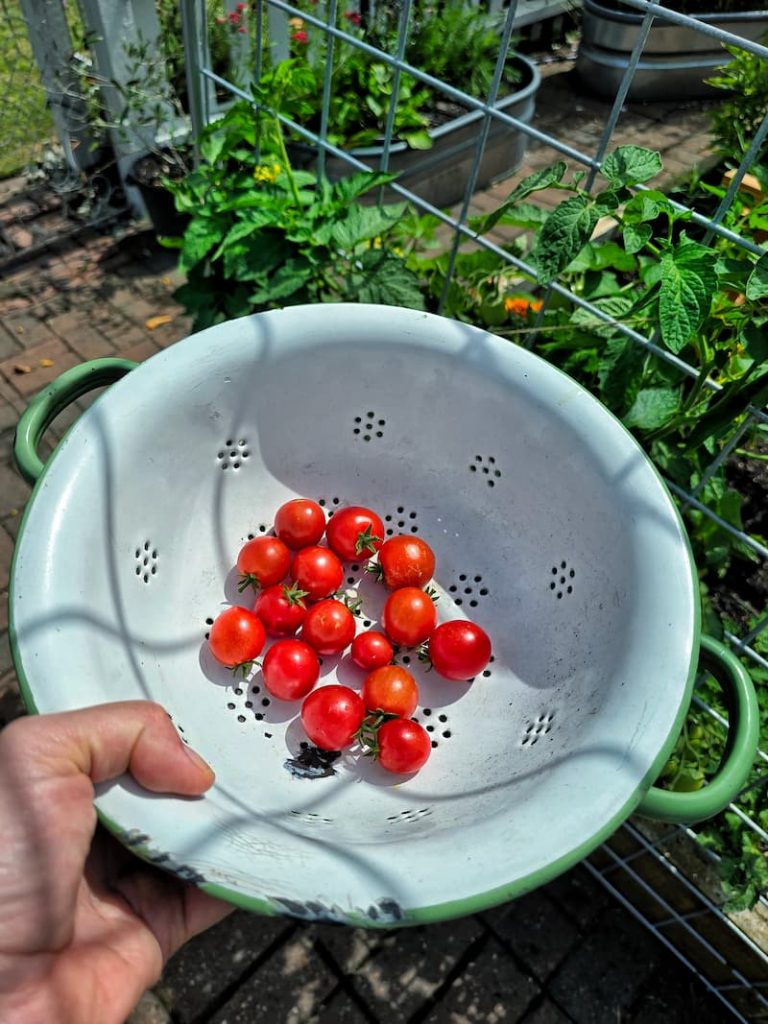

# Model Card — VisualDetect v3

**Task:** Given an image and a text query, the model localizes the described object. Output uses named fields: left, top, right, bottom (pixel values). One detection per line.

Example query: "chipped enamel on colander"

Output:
left=10, top=304, right=757, bottom=927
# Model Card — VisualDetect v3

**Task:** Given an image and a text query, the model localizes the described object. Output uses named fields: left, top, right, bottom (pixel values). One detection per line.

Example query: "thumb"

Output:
left=6, top=701, right=214, bottom=795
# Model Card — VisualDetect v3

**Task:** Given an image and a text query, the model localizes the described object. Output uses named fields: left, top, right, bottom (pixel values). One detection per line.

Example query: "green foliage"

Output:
left=163, top=102, right=423, bottom=330
left=258, top=0, right=520, bottom=150
left=708, top=37, right=768, bottom=172
left=403, top=146, right=768, bottom=909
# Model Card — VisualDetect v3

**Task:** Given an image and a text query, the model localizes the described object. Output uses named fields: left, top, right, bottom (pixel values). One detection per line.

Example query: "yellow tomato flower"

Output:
left=253, top=163, right=281, bottom=183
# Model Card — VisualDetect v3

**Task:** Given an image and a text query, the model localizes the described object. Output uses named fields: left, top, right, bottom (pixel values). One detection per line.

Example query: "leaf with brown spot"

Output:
left=13, top=364, right=32, bottom=374
left=38, top=358, right=54, bottom=367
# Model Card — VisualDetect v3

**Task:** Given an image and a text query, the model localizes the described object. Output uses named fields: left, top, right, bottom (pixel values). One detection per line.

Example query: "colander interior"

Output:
left=11, top=304, right=697, bottom=923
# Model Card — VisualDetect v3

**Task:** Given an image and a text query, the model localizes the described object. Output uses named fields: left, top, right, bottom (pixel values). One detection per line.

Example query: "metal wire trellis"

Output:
left=178, top=0, right=768, bottom=1015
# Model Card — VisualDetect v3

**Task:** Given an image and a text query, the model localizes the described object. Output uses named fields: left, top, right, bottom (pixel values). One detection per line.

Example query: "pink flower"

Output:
left=344, top=9, right=362, bottom=24
left=236, top=1, right=247, bottom=9
left=292, top=29, right=309, bottom=43
left=228, top=10, right=240, bottom=23
left=238, top=25, right=247, bottom=32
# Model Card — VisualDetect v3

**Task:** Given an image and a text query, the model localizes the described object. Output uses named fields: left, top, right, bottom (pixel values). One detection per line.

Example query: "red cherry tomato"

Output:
left=326, top=505, right=384, bottom=561
left=301, top=599, right=356, bottom=655
left=253, top=583, right=308, bottom=637
left=362, top=665, right=418, bottom=718
left=376, top=536, right=435, bottom=589
left=351, top=631, right=394, bottom=671
left=301, top=685, right=365, bottom=749
left=378, top=719, right=431, bottom=773
left=236, top=536, right=291, bottom=592
left=291, top=545, right=344, bottom=600
left=261, top=639, right=320, bottom=700
left=208, top=607, right=265, bottom=667
left=274, top=498, right=326, bottom=549
left=382, top=587, right=437, bottom=647
left=428, top=620, right=492, bottom=680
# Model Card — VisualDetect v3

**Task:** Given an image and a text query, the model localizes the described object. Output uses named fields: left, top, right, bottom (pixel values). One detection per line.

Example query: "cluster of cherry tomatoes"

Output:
left=207, top=498, right=491, bottom=774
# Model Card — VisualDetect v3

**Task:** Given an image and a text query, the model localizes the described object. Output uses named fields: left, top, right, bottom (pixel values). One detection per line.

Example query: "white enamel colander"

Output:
left=10, top=304, right=758, bottom=926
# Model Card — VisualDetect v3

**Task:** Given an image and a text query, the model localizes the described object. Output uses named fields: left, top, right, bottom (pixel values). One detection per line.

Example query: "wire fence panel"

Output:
left=179, top=0, right=767, bottom=1014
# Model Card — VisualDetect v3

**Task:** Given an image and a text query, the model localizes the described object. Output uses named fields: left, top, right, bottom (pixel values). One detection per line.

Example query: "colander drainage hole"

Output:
left=353, top=411, right=386, bottom=442
left=521, top=712, right=555, bottom=747
left=135, top=543, right=158, bottom=584
left=317, top=497, right=341, bottom=516
left=450, top=573, right=487, bottom=608
left=469, top=455, right=502, bottom=487
left=551, top=562, right=575, bottom=600
left=217, top=438, right=250, bottom=471
left=383, top=507, right=419, bottom=536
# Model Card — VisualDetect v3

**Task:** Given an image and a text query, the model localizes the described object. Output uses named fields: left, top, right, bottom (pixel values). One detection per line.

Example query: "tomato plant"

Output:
left=428, top=620, right=491, bottom=680
left=291, top=545, right=344, bottom=600
left=262, top=639, right=320, bottom=700
left=274, top=498, right=326, bottom=549
left=326, top=505, right=384, bottom=561
left=377, top=719, right=431, bottom=773
left=362, top=665, right=418, bottom=718
left=382, top=587, right=437, bottom=646
left=301, top=599, right=357, bottom=655
left=375, top=536, right=435, bottom=589
left=236, top=536, right=291, bottom=593
left=253, top=582, right=308, bottom=636
left=208, top=606, right=266, bottom=668
left=351, top=631, right=394, bottom=670
left=301, top=685, right=365, bottom=749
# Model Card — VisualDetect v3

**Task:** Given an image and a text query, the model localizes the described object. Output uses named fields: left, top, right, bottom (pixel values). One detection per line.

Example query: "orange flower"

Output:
left=504, top=296, right=543, bottom=317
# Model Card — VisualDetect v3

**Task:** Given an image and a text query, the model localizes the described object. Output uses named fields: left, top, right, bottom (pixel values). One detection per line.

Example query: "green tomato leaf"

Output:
left=622, top=190, right=674, bottom=224
left=331, top=204, right=406, bottom=250
left=567, top=241, right=637, bottom=273
left=658, top=237, right=717, bottom=353
left=249, top=257, right=314, bottom=303
left=530, top=195, right=600, bottom=283
left=746, top=252, right=768, bottom=300
left=179, top=217, right=227, bottom=273
left=472, top=161, right=568, bottom=234
left=623, top=222, right=653, bottom=255
left=332, top=171, right=397, bottom=203
left=602, top=146, right=663, bottom=188
left=623, top=387, right=680, bottom=430
left=348, top=249, right=425, bottom=309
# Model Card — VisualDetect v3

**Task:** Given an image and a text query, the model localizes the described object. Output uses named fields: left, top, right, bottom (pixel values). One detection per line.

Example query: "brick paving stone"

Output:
left=1, top=312, right=59, bottom=349
left=48, top=311, right=115, bottom=361
left=0, top=529, right=13, bottom=593
left=348, top=917, right=484, bottom=1022
left=109, top=287, right=160, bottom=327
left=423, top=936, right=540, bottom=1023
left=207, top=931, right=337, bottom=1024
left=0, top=323, right=23, bottom=361
left=483, top=891, right=579, bottom=981
left=0, top=631, right=13, bottom=677
left=1, top=512, right=22, bottom=541
left=126, top=990, right=172, bottom=1024
left=0, top=338, right=78, bottom=397
left=315, top=987, right=371, bottom=1024
left=157, top=912, right=294, bottom=1023
left=310, top=924, right=383, bottom=974
left=0, top=591, right=8, bottom=633
left=121, top=339, right=160, bottom=364
left=520, top=998, right=574, bottom=1023
left=541, top=868, right=610, bottom=931
left=0, top=671, right=24, bottom=727
left=547, top=907, right=664, bottom=1023
left=0, top=463, right=31, bottom=519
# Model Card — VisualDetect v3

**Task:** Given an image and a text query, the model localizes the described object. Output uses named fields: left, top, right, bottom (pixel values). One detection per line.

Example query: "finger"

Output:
left=110, top=869, right=234, bottom=963
left=2, top=702, right=214, bottom=796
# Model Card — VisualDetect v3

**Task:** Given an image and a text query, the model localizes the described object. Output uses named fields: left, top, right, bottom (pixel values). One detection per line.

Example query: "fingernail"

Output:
left=184, top=743, right=214, bottom=778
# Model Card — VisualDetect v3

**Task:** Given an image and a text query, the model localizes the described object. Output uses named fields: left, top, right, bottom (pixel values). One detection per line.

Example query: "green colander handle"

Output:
left=636, top=635, right=759, bottom=825
left=13, top=358, right=138, bottom=485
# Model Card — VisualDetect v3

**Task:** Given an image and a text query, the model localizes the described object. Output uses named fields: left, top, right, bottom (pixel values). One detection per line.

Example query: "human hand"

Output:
left=0, top=702, right=233, bottom=1024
